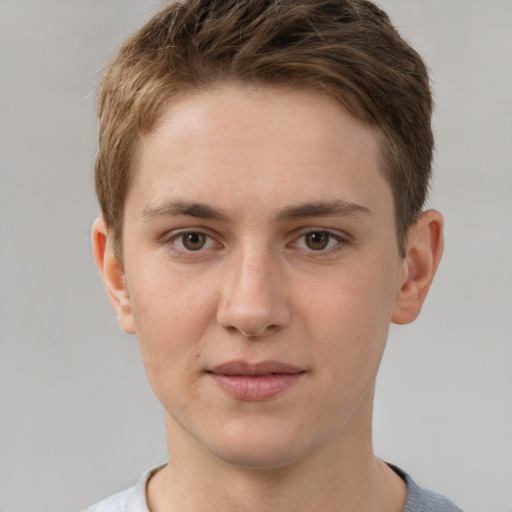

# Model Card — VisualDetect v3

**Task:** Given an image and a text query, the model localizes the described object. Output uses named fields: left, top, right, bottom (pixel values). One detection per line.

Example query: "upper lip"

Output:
left=208, top=360, right=304, bottom=376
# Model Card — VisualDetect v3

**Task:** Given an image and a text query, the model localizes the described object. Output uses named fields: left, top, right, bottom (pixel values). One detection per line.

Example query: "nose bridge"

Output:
left=217, top=240, right=289, bottom=337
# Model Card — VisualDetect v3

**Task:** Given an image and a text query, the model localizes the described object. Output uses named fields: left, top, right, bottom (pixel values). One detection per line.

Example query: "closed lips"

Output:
left=208, top=360, right=305, bottom=376
left=207, top=361, right=306, bottom=401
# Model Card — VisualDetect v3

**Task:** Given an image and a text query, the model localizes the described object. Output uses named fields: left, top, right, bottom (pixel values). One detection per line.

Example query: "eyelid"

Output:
left=160, top=226, right=351, bottom=258
left=289, top=228, right=350, bottom=255
left=161, top=228, right=222, bottom=255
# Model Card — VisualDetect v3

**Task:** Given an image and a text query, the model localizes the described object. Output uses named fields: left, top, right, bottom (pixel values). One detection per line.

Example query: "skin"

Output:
left=93, top=85, right=443, bottom=512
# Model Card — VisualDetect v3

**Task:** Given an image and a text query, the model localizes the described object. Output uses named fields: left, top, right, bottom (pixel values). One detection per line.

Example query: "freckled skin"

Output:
left=93, top=84, right=443, bottom=511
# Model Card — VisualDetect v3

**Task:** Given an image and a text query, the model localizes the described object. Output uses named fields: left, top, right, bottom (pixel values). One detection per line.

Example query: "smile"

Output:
left=207, top=360, right=306, bottom=401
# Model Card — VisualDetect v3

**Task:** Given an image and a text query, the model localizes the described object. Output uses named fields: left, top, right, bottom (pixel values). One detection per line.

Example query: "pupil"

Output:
left=183, top=232, right=205, bottom=250
left=306, top=232, right=329, bottom=250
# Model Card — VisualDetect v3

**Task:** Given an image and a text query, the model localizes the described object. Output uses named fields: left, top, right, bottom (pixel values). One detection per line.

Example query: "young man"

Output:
left=86, top=0, right=462, bottom=510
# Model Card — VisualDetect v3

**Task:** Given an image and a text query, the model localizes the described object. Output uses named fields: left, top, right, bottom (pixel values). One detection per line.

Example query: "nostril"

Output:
left=238, top=327, right=265, bottom=337
left=221, top=323, right=280, bottom=338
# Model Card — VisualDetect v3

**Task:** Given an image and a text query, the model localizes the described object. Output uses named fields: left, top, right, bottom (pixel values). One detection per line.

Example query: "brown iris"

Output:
left=304, top=231, right=331, bottom=250
left=182, top=232, right=207, bottom=250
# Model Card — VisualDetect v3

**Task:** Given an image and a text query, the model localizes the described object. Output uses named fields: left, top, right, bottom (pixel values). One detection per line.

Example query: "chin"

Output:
left=215, top=446, right=303, bottom=471
left=207, top=422, right=314, bottom=471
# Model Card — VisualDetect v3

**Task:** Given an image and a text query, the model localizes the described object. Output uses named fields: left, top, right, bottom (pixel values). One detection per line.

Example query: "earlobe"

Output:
left=391, top=209, right=444, bottom=325
left=91, top=218, right=136, bottom=334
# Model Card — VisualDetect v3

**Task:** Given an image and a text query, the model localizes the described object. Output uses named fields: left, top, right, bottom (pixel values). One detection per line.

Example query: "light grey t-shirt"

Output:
left=83, top=464, right=464, bottom=512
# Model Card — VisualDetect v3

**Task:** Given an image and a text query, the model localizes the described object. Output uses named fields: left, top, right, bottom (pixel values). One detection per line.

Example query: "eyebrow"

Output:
left=141, top=201, right=228, bottom=221
left=141, top=199, right=370, bottom=222
left=275, top=200, right=371, bottom=221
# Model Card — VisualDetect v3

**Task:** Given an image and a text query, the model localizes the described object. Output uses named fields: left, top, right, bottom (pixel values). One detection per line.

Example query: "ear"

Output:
left=92, top=218, right=136, bottom=334
left=391, top=209, right=444, bottom=325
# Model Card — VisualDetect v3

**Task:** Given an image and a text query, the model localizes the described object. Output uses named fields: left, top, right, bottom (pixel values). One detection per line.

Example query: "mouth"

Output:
left=206, top=360, right=306, bottom=401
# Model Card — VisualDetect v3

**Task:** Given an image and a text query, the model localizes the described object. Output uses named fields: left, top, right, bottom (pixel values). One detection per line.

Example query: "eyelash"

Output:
left=162, top=229, right=220, bottom=257
left=289, top=229, right=348, bottom=257
left=161, top=228, right=349, bottom=258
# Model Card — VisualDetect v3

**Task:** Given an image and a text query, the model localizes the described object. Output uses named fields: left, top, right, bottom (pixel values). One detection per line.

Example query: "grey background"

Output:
left=1, top=1, right=511, bottom=511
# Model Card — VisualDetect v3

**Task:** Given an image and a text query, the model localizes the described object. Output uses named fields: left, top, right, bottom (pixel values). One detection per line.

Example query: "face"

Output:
left=113, top=86, right=408, bottom=469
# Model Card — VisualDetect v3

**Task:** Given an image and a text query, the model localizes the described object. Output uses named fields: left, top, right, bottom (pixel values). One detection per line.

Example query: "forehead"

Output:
left=127, top=85, right=392, bottom=221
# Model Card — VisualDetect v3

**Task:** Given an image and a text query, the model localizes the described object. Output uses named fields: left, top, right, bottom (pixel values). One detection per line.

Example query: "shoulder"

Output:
left=393, top=465, right=465, bottom=512
left=81, top=466, right=164, bottom=512
left=82, top=487, right=131, bottom=512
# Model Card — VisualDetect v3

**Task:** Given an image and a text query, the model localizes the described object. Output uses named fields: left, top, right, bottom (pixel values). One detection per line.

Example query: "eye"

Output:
left=304, top=231, right=332, bottom=251
left=293, top=230, right=343, bottom=252
left=173, top=231, right=217, bottom=251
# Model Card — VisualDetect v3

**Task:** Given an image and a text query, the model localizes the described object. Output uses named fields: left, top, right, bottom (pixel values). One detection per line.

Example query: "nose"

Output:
left=216, top=247, right=291, bottom=338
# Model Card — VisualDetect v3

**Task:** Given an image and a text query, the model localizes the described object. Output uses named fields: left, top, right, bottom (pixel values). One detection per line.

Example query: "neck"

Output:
left=147, top=393, right=406, bottom=512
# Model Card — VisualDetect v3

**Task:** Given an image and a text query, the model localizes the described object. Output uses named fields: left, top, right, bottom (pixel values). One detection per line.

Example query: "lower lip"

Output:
left=209, top=373, right=305, bottom=401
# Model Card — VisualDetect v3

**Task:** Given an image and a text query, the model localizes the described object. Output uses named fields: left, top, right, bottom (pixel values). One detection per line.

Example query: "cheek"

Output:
left=298, top=258, right=400, bottom=372
left=126, top=262, right=216, bottom=374
left=306, top=264, right=396, bottom=331
left=127, top=269, right=217, bottom=415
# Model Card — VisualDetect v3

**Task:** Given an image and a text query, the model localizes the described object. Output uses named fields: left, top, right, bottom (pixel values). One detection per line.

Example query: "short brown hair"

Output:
left=95, top=0, right=433, bottom=257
